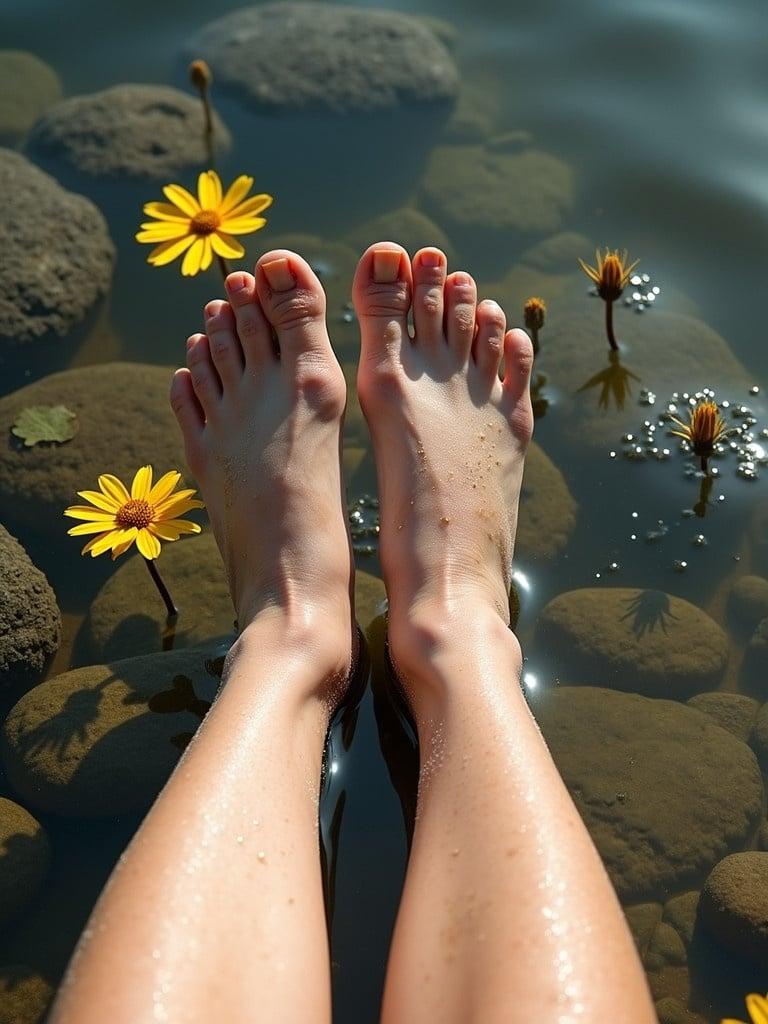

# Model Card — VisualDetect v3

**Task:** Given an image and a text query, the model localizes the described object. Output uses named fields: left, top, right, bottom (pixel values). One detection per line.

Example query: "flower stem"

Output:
left=700, top=454, right=709, bottom=475
left=531, top=326, right=539, bottom=357
left=217, top=255, right=231, bottom=284
left=143, top=557, right=178, bottom=618
left=605, top=299, right=618, bottom=351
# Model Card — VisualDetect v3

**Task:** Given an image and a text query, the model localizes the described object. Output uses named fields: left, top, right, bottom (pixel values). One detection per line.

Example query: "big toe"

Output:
left=352, top=242, right=413, bottom=367
left=255, top=250, right=333, bottom=367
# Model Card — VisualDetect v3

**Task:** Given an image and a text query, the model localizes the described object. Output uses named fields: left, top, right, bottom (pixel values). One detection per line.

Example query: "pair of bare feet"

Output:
left=169, top=242, right=534, bottom=704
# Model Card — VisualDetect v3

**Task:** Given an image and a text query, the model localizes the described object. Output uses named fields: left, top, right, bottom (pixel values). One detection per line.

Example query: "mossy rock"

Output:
left=0, top=51, right=61, bottom=144
left=0, top=966, right=53, bottom=1024
left=0, top=799, right=50, bottom=927
left=700, top=852, right=768, bottom=964
left=516, top=442, right=577, bottom=562
left=2, top=647, right=224, bottom=817
left=686, top=692, right=759, bottom=743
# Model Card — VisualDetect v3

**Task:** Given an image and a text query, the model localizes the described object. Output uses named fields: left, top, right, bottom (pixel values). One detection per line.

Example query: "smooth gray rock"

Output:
left=0, top=525, right=60, bottom=690
left=535, top=687, right=763, bottom=901
left=26, top=84, right=230, bottom=181
left=187, top=4, right=458, bottom=114
left=0, top=149, right=114, bottom=350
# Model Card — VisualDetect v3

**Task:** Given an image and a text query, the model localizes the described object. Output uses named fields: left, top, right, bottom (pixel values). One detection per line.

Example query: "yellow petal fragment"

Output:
left=148, top=470, right=182, bottom=505
left=67, top=520, right=119, bottom=536
left=219, top=217, right=266, bottom=236
left=64, top=506, right=116, bottom=522
left=143, top=201, right=190, bottom=222
left=747, top=994, right=768, bottom=1024
left=148, top=234, right=196, bottom=267
left=198, top=169, right=223, bottom=210
left=225, top=193, right=273, bottom=220
left=200, top=235, right=214, bottom=273
left=162, top=183, right=200, bottom=217
left=88, top=531, right=122, bottom=558
left=131, top=465, right=153, bottom=500
left=136, top=223, right=190, bottom=242
left=211, top=231, right=245, bottom=259
left=181, top=237, right=206, bottom=277
left=81, top=531, right=114, bottom=556
left=98, top=474, right=130, bottom=504
left=136, top=528, right=162, bottom=560
left=77, top=489, right=120, bottom=513
left=219, top=175, right=254, bottom=215
left=719, top=1019, right=747, bottom=1024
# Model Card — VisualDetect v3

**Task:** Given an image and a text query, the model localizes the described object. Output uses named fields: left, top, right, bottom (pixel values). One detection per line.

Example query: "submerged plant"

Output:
left=579, top=248, right=639, bottom=351
left=523, top=296, right=546, bottom=355
left=136, top=170, right=273, bottom=279
left=721, top=991, right=768, bottom=1024
left=669, top=399, right=729, bottom=474
left=64, top=467, right=204, bottom=617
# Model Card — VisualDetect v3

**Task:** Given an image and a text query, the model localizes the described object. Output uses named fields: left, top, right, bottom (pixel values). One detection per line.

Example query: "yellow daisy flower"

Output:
left=64, top=466, right=204, bottom=561
left=722, top=991, right=768, bottom=1024
left=136, top=170, right=272, bottom=277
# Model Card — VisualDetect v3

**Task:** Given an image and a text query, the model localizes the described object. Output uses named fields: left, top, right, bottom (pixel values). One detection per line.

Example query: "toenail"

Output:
left=419, top=250, right=442, bottom=268
left=451, top=273, right=473, bottom=287
left=373, top=249, right=402, bottom=284
left=204, top=301, right=220, bottom=319
left=226, top=272, right=250, bottom=294
left=262, top=258, right=295, bottom=291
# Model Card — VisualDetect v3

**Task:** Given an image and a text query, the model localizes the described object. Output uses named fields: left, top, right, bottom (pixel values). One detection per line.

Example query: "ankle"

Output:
left=388, top=599, right=523, bottom=717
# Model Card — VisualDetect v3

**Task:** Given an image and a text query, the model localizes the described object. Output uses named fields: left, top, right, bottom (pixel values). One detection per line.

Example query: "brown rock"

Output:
left=686, top=692, right=759, bottom=743
left=0, top=798, right=50, bottom=927
left=700, top=852, right=768, bottom=963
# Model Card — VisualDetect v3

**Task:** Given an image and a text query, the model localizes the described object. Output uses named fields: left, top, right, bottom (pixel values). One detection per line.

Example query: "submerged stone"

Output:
left=0, top=50, right=61, bottom=144
left=624, top=902, right=662, bottom=959
left=0, top=798, right=50, bottom=927
left=82, top=533, right=234, bottom=664
left=516, top=442, right=577, bottom=562
left=187, top=3, right=458, bottom=114
left=727, top=575, right=768, bottom=630
left=344, top=208, right=456, bottom=265
left=0, top=966, right=53, bottom=1024
left=749, top=701, right=768, bottom=768
left=0, top=363, right=189, bottom=537
left=2, top=647, right=224, bottom=817
left=355, top=571, right=387, bottom=633
left=686, top=692, right=759, bottom=743
left=25, top=83, right=230, bottom=182
left=700, top=852, right=768, bottom=963
left=645, top=921, right=687, bottom=970
left=663, top=890, right=700, bottom=947
left=535, top=687, right=764, bottom=901
left=420, top=144, right=573, bottom=243
left=0, top=149, right=114, bottom=383
left=0, top=525, right=60, bottom=691
left=535, top=588, right=728, bottom=697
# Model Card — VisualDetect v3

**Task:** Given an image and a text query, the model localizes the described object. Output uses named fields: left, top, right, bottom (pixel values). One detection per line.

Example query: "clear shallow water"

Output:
left=1, top=0, right=768, bottom=1020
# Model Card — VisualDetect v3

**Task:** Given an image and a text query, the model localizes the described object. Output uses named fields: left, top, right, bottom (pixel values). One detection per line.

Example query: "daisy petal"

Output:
left=162, top=184, right=200, bottom=217
left=64, top=505, right=116, bottom=522
left=149, top=522, right=183, bottom=541
left=68, top=520, right=119, bottom=536
left=98, top=474, right=130, bottom=504
left=211, top=232, right=245, bottom=259
left=226, top=194, right=273, bottom=220
left=182, top=238, right=206, bottom=277
left=136, top=529, right=162, bottom=560
left=200, top=235, right=214, bottom=272
left=148, top=471, right=182, bottom=505
left=747, top=994, right=768, bottom=1024
left=131, top=465, right=153, bottom=500
left=88, top=531, right=122, bottom=558
left=143, top=201, right=190, bottom=222
left=109, top=528, right=138, bottom=559
left=81, top=531, right=114, bottom=556
left=218, top=217, right=266, bottom=236
left=198, top=170, right=223, bottom=210
left=148, top=235, right=196, bottom=267
left=219, top=175, right=254, bottom=215
left=77, top=489, right=121, bottom=513
left=136, top=224, right=190, bottom=242
left=159, top=519, right=202, bottom=535
left=156, top=495, right=205, bottom=519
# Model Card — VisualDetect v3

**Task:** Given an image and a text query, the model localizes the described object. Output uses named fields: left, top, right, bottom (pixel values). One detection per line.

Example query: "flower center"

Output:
left=190, top=209, right=220, bottom=235
left=116, top=499, right=154, bottom=530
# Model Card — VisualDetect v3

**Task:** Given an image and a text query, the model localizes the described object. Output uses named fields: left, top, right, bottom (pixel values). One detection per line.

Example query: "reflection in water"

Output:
left=694, top=473, right=715, bottom=519
left=530, top=371, right=550, bottom=419
left=577, top=350, right=640, bottom=411
left=620, top=590, right=678, bottom=638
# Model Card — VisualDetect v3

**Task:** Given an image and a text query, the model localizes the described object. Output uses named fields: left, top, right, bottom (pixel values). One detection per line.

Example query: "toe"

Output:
left=503, top=328, right=535, bottom=437
left=255, top=250, right=332, bottom=366
left=170, top=367, right=205, bottom=461
left=473, top=300, right=506, bottom=379
left=224, top=271, right=275, bottom=367
left=411, top=248, right=446, bottom=348
left=204, top=299, right=245, bottom=388
left=186, top=332, right=221, bottom=417
left=352, top=242, right=413, bottom=367
left=444, top=271, right=477, bottom=362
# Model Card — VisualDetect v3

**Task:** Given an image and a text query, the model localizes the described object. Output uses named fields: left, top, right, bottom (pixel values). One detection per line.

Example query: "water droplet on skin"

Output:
left=236, top=835, right=244, bottom=844
left=440, top=516, right=450, bottom=526
left=257, top=851, right=266, bottom=862
left=451, top=849, right=460, bottom=857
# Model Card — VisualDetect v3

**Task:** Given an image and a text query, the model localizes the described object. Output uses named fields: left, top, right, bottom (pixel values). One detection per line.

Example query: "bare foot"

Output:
left=352, top=243, right=533, bottom=677
left=170, top=250, right=354, bottom=685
